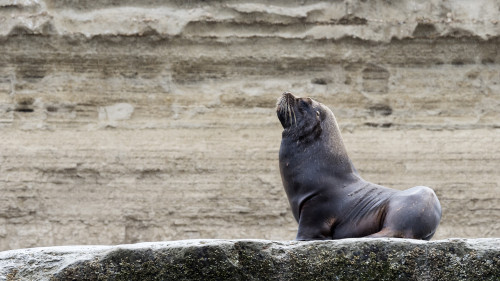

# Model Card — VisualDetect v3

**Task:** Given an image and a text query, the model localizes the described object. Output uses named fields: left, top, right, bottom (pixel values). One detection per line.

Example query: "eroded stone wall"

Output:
left=0, top=0, right=499, bottom=251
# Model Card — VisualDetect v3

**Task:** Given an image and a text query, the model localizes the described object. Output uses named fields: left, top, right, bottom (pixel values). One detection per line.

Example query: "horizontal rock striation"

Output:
left=2, top=0, right=500, bottom=40
left=0, top=0, right=499, bottom=250
left=0, top=239, right=499, bottom=281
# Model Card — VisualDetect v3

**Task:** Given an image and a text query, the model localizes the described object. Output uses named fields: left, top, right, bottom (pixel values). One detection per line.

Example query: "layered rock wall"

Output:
left=0, top=0, right=499, bottom=250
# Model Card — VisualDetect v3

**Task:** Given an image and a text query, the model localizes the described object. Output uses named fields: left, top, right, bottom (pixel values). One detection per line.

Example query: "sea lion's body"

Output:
left=277, top=92, right=441, bottom=240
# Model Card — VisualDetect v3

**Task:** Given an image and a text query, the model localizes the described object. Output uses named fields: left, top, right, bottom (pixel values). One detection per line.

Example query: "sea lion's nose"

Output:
left=283, top=92, right=297, bottom=99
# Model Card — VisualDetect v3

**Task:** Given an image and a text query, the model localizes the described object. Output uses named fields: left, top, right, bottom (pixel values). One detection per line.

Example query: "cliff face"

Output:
left=1, top=239, right=499, bottom=281
left=1, top=0, right=500, bottom=250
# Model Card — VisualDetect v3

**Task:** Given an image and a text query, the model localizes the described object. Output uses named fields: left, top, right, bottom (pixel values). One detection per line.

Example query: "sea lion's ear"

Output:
left=313, top=121, right=322, bottom=139
left=316, top=111, right=320, bottom=120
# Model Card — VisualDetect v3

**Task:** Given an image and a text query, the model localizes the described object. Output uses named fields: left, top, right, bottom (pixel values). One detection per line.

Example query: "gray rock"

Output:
left=1, top=239, right=499, bottom=280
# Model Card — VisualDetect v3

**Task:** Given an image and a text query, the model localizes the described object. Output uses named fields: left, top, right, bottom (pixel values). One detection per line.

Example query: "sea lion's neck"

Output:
left=319, top=113, right=357, bottom=178
left=280, top=120, right=358, bottom=184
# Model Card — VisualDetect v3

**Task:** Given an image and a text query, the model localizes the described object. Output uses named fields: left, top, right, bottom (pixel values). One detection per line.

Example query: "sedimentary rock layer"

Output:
left=0, top=0, right=499, bottom=250
left=0, top=239, right=499, bottom=281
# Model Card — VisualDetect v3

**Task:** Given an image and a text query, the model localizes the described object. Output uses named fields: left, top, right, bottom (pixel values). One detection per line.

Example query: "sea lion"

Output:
left=276, top=92, right=442, bottom=240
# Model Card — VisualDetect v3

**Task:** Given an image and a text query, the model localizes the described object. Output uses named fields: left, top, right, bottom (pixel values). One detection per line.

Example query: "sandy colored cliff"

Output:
left=0, top=0, right=499, bottom=250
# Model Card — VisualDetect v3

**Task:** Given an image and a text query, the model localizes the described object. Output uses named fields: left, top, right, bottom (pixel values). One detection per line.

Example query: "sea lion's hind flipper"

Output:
left=363, top=228, right=403, bottom=239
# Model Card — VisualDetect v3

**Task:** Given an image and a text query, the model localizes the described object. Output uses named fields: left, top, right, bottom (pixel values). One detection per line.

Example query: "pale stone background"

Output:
left=0, top=0, right=499, bottom=251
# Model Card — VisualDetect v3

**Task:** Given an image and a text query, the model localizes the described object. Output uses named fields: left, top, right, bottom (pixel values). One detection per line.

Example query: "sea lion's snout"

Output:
left=276, top=92, right=298, bottom=129
left=276, top=92, right=296, bottom=108
left=282, top=92, right=296, bottom=100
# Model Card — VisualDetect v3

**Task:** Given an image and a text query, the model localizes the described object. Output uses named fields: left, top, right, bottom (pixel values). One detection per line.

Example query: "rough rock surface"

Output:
left=1, top=0, right=500, bottom=251
left=0, top=239, right=499, bottom=281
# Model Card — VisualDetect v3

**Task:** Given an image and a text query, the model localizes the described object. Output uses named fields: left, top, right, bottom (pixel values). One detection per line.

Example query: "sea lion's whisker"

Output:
left=278, top=98, right=284, bottom=114
left=291, top=107, right=297, bottom=126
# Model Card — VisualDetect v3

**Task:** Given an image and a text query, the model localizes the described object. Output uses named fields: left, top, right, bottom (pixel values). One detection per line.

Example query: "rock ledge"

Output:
left=0, top=238, right=499, bottom=280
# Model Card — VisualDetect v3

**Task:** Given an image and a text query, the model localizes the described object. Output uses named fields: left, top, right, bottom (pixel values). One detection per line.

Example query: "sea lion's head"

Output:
left=276, top=92, right=326, bottom=140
